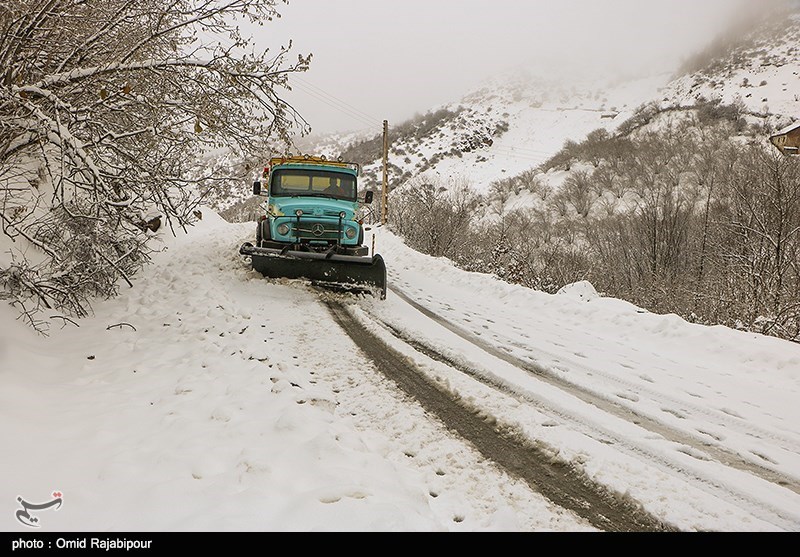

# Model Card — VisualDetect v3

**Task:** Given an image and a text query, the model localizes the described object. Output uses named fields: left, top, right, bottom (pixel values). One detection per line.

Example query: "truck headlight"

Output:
left=345, top=227, right=357, bottom=239
left=277, top=223, right=290, bottom=236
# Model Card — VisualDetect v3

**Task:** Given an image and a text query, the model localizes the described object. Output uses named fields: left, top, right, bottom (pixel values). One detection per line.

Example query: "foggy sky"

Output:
left=251, top=0, right=766, bottom=134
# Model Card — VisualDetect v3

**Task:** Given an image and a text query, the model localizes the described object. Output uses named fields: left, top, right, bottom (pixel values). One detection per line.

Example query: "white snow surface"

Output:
left=2, top=209, right=800, bottom=532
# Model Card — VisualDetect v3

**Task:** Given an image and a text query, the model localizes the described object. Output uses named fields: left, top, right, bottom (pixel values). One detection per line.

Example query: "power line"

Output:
left=290, top=81, right=380, bottom=129
left=293, top=76, right=382, bottom=125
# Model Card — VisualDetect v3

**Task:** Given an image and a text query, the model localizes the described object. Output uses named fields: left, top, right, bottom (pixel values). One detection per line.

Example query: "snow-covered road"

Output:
left=2, top=208, right=800, bottom=531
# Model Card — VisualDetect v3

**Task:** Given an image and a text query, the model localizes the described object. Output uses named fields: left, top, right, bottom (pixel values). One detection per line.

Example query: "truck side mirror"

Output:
left=253, top=181, right=261, bottom=196
left=363, top=190, right=373, bottom=204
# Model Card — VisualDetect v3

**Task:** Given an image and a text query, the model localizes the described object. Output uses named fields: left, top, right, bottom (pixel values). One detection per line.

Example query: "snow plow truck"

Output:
left=239, top=155, right=387, bottom=299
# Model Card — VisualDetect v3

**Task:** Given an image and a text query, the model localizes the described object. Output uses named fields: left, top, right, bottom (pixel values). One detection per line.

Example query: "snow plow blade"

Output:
left=239, top=243, right=387, bottom=299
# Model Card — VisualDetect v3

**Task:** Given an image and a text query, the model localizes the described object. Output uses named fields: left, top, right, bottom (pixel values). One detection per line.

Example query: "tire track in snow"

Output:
left=360, top=305, right=800, bottom=531
left=325, top=299, right=676, bottom=532
left=388, top=285, right=800, bottom=497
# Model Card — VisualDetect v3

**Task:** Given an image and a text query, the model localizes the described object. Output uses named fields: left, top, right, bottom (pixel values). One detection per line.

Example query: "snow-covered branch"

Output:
left=0, top=0, right=309, bottom=332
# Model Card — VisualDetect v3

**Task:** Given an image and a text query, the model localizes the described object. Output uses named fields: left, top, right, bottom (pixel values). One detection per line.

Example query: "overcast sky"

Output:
left=249, top=0, right=765, bottom=134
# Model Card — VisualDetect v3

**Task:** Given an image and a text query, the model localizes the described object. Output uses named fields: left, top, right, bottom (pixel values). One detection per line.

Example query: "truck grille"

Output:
left=283, top=218, right=342, bottom=241
left=292, top=223, right=340, bottom=240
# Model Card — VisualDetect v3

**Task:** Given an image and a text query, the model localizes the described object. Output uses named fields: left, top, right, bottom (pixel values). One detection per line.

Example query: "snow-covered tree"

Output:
left=0, top=0, right=310, bottom=331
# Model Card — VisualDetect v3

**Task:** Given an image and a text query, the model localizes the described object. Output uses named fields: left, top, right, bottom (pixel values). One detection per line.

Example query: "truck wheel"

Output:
left=357, top=226, right=364, bottom=246
left=255, top=221, right=262, bottom=247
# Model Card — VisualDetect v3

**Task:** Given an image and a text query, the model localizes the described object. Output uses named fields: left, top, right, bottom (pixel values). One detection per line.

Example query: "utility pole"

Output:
left=381, top=119, right=389, bottom=225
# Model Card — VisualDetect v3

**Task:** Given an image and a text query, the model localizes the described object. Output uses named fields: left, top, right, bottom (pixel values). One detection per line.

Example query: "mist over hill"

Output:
left=216, top=6, right=799, bottom=210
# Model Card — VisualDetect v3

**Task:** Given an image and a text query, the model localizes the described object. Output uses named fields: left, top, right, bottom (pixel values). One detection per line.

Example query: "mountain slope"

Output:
left=665, top=10, right=800, bottom=127
left=338, top=9, right=800, bottom=194
left=345, top=71, right=672, bottom=194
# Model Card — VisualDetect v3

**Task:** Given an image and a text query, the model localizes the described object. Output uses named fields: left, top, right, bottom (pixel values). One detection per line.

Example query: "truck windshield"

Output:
left=270, top=169, right=357, bottom=202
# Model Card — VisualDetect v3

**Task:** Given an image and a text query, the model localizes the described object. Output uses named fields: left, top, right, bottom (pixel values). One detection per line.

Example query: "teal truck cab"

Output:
left=239, top=155, right=387, bottom=298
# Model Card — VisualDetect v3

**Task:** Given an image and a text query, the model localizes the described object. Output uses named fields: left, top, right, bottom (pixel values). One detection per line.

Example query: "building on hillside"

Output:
left=770, top=121, right=800, bottom=155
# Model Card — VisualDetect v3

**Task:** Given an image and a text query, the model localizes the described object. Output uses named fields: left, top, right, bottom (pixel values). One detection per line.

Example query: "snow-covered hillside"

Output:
left=360, top=71, right=672, bottom=193
left=330, top=10, right=800, bottom=197
left=663, top=11, right=800, bottom=130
